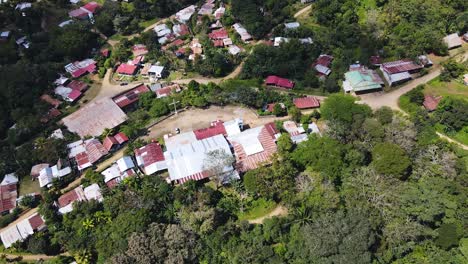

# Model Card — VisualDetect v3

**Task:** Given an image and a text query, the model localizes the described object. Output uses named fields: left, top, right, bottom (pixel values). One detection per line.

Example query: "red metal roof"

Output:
left=101, top=49, right=109, bottom=57
left=423, top=95, right=442, bottom=111
left=116, top=63, right=138, bottom=75
left=264, top=122, right=279, bottom=140
left=177, top=24, right=190, bottom=36
left=48, top=108, right=61, bottom=118
left=113, top=84, right=150, bottom=108
left=85, top=139, right=108, bottom=164
left=70, top=68, right=87, bottom=78
left=209, top=28, right=228, bottom=40
left=58, top=189, right=79, bottom=208
left=82, top=2, right=100, bottom=13
left=314, top=54, right=333, bottom=67
left=102, top=136, right=118, bottom=151
left=67, top=80, right=88, bottom=92
left=114, top=132, right=129, bottom=144
left=135, top=142, right=165, bottom=165
left=213, top=39, right=224, bottom=47
left=75, top=152, right=90, bottom=168
left=132, top=44, right=148, bottom=57
left=293, top=97, right=320, bottom=109
left=193, top=121, right=226, bottom=140
left=0, top=184, right=17, bottom=213
left=266, top=103, right=276, bottom=112
left=265, top=75, right=294, bottom=89
left=67, top=89, right=82, bottom=102
left=69, top=8, right=88, bottom=18
left=28, top=213, right=45, bottom=230
left=381, top=60, right=423, bottom=74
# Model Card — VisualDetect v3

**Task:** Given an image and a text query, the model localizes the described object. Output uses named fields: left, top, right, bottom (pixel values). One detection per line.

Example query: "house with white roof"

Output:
left=38, top=161, right=72, bottom=188
left=175, top=5, right=196, bottom=24
left=148, top=65, right=165, bottom=79
left=0, top=213, right=45, bottom=248
left=83, top=183, right=103, bottom=202
left=284, top=22, right=300, bottom=30
left=102, top=156, right=136, bottom=188
left=164, top=134, right=237, bottom=184
left=443, top=33, right=462, bottom=49
left=134, top=143, right=167, bottom=175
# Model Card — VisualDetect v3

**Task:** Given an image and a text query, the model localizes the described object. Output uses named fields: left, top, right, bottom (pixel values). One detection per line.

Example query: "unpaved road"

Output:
left=143, top=105, right=288, bottom=140
left=0, top=208, right=38, bottom=234
left=248, top=205, right=288, bottom=224
left=436, top=132, right=468, bottom=150
left=294, top=4, right=312, bottom=18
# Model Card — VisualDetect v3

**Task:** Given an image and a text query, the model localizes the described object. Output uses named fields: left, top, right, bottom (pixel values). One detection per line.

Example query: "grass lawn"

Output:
left=295, top=5, right=323, bottom=30
left=424, top=77, right=468, bottom=101
left=18, top=176, right=41, bottom=196
left=435, top=123, right=468, bottom=145
left=139, top=18, right=159, bottom=29
left=108, top=34, right=125, bottom=41
left=237, top=198, right=277, bottom=221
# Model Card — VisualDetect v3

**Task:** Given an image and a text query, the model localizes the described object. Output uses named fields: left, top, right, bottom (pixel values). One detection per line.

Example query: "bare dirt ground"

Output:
left=294, top=4, right=312, bottom=18
left=248, top=205, right=288, bottom=224
left=143, top=105, right=288, bottom=140
left=0, top=208, right=38, bottom=234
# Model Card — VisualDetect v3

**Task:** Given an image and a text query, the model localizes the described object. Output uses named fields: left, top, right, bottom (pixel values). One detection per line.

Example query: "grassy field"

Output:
left=424, top=77, right=468, bottom=101
left=237, top=198, right=277, bottom=221
left=18, top=176, right=40, bottom=196
left=435, top=124, right=468, bottom=145
left=139, top=18, right=159, bottom=29
left=294, top=5, right=323, bottom=30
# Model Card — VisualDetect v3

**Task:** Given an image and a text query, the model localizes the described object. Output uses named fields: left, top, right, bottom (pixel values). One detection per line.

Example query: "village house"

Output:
left=135, top=142, right=167, bottom=175
left=313, top=54, right=333, bottom=77
left=62, top=98, right=127, bottom=138
left=164, top=133, right=238, bottom=184
left=30, top=163, right=50, bottom=179
left=380, top=59, right=423, bottom=86
left=0, top=31, right=10, bottom=42
left=284, top=22, right=300, bottom=30
left=227, top=123, right=279, bottom=172
left=198, top=0, right=215, bottom=16
left=132, top=44, right=148, bottom=57
left=343, top=64, right=384, bottom=94
left=173, top=24, right=190, bottom=37
left=155, top=83, right=181, bottom=98
left=40, top=94, right=61, bottom=108
left=102, top=132, right=129, bottom=152
left=293, top=96, right=320, bottom=109
left=283, top=121, right=308, bottom=144
left=265, top=75, right=295, bottom=89
left=265, top=103, right=285, bottom=113
left=175, top=5, right=196, bottom=24
left=57, top=184, right=102, bottom=214
left=65, top=58, right=97, bottom=78
left=189, top=38, right=203, bottom=60
left=69, top=1, right=100, bottom=20
left=423, top=95, right=442, bottom=112
left=113, top=84, right=150, bottom=109
left=274, top=37, right=289, bottom=47
left=148, top=65, right=165, bottom=79
left=0, top=173, right=18, bottom=214
left=67, top=138, right=108, bottom=171
left=228, top=45, right=242, bottom=55
left=233, top=23, right=252, bottom=42
left=54, top=76, right=69, bottom=86
left=214, top=6, right=225, bottom=19
left=102, top=156, right=137, bottom=188
left=443, top=33, right=462, bottom=49
left=38, top=160, right=72, bottom=188
left=15, top=2, right=31, bottom=11
left=16, top=36, right=30, bottom=49
left=0, top=212, right=46, bottom=248
left=116, top=63, right=138, bottom=76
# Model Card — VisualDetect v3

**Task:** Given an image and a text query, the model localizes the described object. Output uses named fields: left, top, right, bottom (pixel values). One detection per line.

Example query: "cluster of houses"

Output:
left=116, top=45, right=168, bottom=81
left=273, top=21, right=313, bottom=47
left=56, top=183, right=103, bottom=214
left=0, top=212, right=46, bottom=248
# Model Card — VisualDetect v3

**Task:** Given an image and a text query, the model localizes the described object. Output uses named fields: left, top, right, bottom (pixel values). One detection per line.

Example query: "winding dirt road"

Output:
left=294, top=4, right=312, bottom=18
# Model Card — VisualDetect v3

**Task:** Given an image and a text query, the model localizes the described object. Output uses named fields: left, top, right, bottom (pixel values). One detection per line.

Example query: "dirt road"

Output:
left=248, top=205, right=288, bottom=224
left=294, top=4, right=312, bottom=18
left=143, top=105, right=288, bottom=140
left=0, top=208, right=38, bottom=234
left=436, top=132, right=468, bottom=150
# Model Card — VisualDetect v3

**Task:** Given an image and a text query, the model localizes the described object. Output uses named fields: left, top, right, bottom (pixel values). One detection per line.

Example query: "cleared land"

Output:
left=143, top=105, right=288, bottom=141
left=424, top=77, right=468, bottom=101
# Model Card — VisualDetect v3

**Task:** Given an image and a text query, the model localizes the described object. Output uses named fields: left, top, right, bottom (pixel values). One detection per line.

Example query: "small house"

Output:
left=293, top=97, right=320, bottom=109
left=443, top=33, right=462, bottom=49
left=265, top=75, right=295, bottom=89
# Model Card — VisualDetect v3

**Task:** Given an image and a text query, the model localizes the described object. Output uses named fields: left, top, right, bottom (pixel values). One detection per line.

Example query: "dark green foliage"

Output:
left=0, top=208, right=23, bottom=228
left=435, top=97, right=468, bottom=131
left=407, top=85, right=425, bottom=105
left=436, top=223, right=459, bottom=250
left=19, top=195, right=40, bottom=208
left=371, top=142, right=411, bottom=178
left=375, top=107, right=394, bottom=125
left=440, top=60, right=466, bottom=82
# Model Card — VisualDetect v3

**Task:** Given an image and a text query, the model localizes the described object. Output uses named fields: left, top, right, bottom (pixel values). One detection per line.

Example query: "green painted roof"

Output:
left=344, top=70, right=382, bottom=92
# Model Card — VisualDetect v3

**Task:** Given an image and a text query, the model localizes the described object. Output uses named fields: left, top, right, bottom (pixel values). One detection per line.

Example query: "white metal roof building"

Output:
left=164, top=134, right=235, bottom=183
left=83, top=183, right=103, bottom=202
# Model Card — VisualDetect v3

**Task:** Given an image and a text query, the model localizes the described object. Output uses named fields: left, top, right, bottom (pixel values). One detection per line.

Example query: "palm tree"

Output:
left=82, top=218, right=95, bottom=230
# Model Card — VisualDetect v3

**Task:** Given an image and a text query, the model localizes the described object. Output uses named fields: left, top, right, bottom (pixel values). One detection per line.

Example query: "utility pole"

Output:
left=169, top=99, right=180, bottom=115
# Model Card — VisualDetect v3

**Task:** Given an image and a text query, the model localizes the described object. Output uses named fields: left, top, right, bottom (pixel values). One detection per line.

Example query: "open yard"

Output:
left=143, top=105, right=289, bottom=141
left=424, top=77, right=468, bottom=101
left=18, top=177, right=40, bottom=196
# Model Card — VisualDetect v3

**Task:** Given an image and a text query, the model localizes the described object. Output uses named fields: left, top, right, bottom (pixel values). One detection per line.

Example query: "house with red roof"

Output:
left=293, top=97, right=320, bottom=109
left=380, top=59, right=423, bottom=86
left=67, top=80, right=88, bottom=92
left=265, top=103, right=285, bottom=113
left=209, top=28, right=228, bottom=40
left=65, top=59, right=97, bottom=78
left=227, top=124, right=279, bottom=172
left=132, top=44, right=148, bottom=57
left=155, top=83, right=181, bottom=98
left=116, top=63, right=138, bottom=75
left=68, top=139, right=108, bottom=171
left=57, top=186, right=86, bottom=214
left=102, top=132, right=129, bottom=152
left=40, top=94, right=61, bottom=108
left=265, top=75, right=295, bottom=89
left=193, top=120, right=226, bottom=140
left=423, top=95, right=442, bottom=111
left=113, top=84, right=150, bottom=109
left=313, top=54, right=333, bottom=76
left=102, top=156, right=136, bottom=188
left=0, top=174, right=18, bottom=214
left=69, top=1, right=101, bottom=19
left=134, top=142, right=167, bottom=175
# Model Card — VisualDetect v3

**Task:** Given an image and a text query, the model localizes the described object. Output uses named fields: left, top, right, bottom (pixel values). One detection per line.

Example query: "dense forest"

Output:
left=23, top=94, right=465, bottom=263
